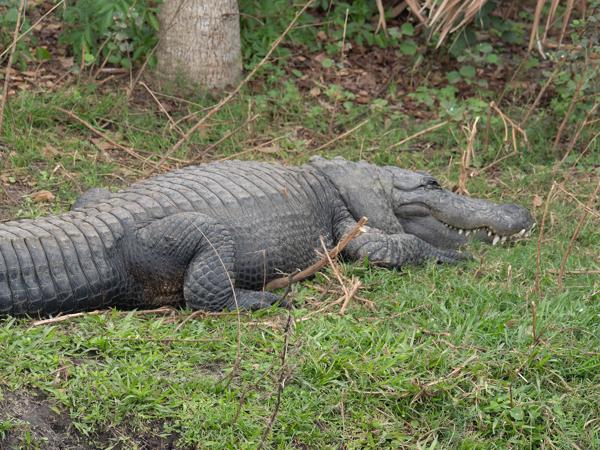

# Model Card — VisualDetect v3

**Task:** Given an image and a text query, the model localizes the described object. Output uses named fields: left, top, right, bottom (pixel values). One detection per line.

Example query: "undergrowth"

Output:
left=0, top=1, right=598, bottom=448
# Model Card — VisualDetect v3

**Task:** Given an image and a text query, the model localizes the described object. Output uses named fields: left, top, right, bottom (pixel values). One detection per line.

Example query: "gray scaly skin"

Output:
left=0, top=157, right=534, bottom=317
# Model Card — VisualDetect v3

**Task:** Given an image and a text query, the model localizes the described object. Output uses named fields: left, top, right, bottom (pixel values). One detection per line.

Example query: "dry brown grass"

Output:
left=376, top=0, right=587, bottom=50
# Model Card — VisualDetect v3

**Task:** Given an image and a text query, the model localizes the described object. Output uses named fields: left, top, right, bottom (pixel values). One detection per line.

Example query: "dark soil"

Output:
left=0, top=389, right=184, bottom=449
left=0, top=389, right=91, bottom=449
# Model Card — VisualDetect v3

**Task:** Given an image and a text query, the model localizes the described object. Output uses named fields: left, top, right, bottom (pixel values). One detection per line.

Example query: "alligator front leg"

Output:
left=125, top=212, right=281, bottom=311
left=337, top=221, right=469, bottom=268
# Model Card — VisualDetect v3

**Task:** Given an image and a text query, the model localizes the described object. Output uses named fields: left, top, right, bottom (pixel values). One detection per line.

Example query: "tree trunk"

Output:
left=156, top=0, right=242, bottom=90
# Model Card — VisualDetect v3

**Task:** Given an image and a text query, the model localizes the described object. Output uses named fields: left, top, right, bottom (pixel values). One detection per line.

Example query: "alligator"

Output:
left=0, top=157, right=534, bottom=317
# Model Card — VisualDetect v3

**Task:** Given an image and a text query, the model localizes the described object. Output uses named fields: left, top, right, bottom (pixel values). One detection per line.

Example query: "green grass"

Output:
left=0, top=69, right=598, bottom=448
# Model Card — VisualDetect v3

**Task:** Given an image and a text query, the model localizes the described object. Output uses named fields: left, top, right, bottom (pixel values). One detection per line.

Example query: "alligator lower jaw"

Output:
left=441, top=222, right=536, bottom=245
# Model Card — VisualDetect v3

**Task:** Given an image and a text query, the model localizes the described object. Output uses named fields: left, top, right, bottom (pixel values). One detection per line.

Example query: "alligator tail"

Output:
left=0, top=212, right=128, bottom=317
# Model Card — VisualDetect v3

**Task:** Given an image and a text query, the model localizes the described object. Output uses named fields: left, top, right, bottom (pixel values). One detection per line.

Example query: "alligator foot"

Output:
left=229, top=290, right=288, bottom=311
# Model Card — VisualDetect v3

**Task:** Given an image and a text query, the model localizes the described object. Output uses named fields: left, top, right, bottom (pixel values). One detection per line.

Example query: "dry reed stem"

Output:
left=490, top=102, right=529, bottom=150
left=559, top=0, right=576, bottom=46
left=375, top=0, right=388, bottom=34
left=542, top=0, right=561, bottom=45
left=534, top=182, right=557, bottom=294
left=339, top=278, right=362, bottom=315
left=458, top=116, right=479, bottom=195
left=266, top=217, right=368, bottom=290
left=149, top=0, right=316, bottom=176
left=318, top=237, right=362, bottom=315
left=405, top=0, right=427, bottom=24
left=0, top=0, right=25, bottom=135
left=529, top=0, right=547, bottom=51
left=387, top=120, right=449, bottom=151
left=557, top=179, right=600, bottom=290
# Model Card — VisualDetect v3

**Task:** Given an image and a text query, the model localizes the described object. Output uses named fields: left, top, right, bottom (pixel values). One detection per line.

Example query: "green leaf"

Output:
left=320, top=58, right=335, bottom=68
left=35, top=47, right=52, bottom=61
left=459, top=65, right=476, bottom=79
left=148, top=13, right=159, bottom=31
left=485, top=53, right=500, bottom=64
left=400, top=23, right=414, bottom=36
left=399, top=40, right=417, bottom=56
left=447, top=71, right=462, bottom=84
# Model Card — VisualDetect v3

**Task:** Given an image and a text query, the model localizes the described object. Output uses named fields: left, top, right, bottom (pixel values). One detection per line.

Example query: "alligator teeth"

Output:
left=458, top=229, right=463, bottom=235
left=488, top=231, right=492, bottom=237
left=492, top=235, right=500, bottom=246
left=518, top=228, right=526, bottom=237
left=465, top=230, right=471, bottom=236
left=501, top=236, right=507, bottom=244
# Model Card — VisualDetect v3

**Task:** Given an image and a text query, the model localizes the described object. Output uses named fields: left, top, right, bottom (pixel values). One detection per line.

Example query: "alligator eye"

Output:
left=424, top=178, right=440, bottom=189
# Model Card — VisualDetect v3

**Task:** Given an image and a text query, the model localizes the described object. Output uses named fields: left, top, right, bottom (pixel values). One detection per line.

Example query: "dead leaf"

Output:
left=317, top=31, right=327, bottom=42
left=42, top=145, right=59, bottom=157
left=91, top=138, right=116, bottom=152
left=30, top=190, right=55, bottom=203
left=309, top=87, right=321, bottom=97
left=532, top=195, right=543, bottom=208
left=257, top=143, right=281, bottom=154
left=57, top=57, right=74, bottom=69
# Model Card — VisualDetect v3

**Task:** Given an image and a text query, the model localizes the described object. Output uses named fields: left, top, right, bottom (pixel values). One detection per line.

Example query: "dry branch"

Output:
left=30, top=306, right=177, bottom=327
left=265, top=217, right=368, bottom=290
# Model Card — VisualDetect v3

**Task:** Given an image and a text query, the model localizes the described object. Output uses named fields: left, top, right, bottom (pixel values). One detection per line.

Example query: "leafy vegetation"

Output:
left=0, top=0, right=598, bottom=448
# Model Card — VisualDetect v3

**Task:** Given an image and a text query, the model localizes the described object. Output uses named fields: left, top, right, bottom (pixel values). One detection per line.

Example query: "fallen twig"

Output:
left=30, top=306, right=177, bottom=327
left=319, top=236, right=361, bottom=315
left=0, top=0, right=25, bottom=135
left=148, top=0, right=316, bottom=175
left=266, top=217, right=368, bottom=290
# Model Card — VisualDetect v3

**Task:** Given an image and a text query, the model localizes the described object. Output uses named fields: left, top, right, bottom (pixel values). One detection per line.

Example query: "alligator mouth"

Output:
left=439, top=221, right=536, bottom=245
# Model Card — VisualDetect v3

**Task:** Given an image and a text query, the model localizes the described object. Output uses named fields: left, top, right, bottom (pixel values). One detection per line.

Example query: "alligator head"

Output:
left=310, top=156, right=535, bottom=250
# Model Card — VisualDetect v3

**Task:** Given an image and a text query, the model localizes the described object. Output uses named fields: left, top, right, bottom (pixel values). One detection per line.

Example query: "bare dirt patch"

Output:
left=0, top=389, right=91, bottom=449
